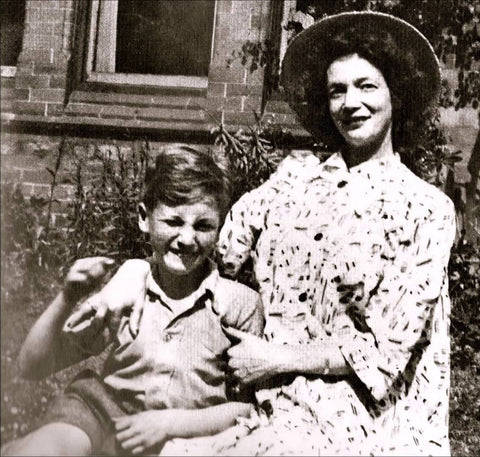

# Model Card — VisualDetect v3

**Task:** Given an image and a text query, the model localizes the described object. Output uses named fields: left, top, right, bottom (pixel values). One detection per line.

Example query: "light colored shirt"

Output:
left=217, top=152, right=456, bottom=455
left=64, top=262, right=264, bottom=412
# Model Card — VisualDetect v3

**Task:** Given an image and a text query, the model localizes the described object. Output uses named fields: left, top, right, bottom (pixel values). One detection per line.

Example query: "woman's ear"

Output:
left=138, top=203, right=149, bottom=233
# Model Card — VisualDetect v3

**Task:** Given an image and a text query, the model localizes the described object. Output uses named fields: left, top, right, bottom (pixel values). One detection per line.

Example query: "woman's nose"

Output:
left=343, top=86, right=361, bottom=109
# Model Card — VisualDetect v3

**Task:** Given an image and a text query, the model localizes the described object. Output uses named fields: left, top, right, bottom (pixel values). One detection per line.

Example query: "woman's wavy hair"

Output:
left=143, top=144, right=232, bottom=221
left=306, top=24, right=433, bottom=150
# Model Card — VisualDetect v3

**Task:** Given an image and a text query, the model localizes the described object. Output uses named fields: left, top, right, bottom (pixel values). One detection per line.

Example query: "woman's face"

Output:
left=326, top=53, right=392, bottom=150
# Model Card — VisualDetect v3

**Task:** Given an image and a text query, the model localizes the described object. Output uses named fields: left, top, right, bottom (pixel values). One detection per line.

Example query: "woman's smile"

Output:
left=341, top=115, right=370, bottom=128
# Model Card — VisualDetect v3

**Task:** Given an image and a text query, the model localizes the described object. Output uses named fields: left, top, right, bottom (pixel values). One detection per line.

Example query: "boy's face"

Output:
left=139, top=197, right=221, bottom=278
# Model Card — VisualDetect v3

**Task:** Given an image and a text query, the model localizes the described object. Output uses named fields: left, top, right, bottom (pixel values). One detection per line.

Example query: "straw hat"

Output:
left=281, top=11, right=441, bottom=143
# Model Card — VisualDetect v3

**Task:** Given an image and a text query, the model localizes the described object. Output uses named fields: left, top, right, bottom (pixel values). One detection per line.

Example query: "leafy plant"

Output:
left=449, top=235, right=480, bottom=368
left=66, top=140, right=152, bottom=263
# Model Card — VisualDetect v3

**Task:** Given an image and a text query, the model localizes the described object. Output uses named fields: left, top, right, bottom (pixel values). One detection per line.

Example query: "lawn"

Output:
left=1, top=285, right=479, bottom=455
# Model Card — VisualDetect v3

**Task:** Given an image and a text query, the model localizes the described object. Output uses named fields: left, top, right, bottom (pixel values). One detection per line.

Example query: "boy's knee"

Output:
left=1, top=423, right=92, bottom=456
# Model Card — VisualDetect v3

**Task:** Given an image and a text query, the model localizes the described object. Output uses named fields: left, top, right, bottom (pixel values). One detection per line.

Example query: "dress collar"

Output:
left=310, top=152, right=402, bottom=181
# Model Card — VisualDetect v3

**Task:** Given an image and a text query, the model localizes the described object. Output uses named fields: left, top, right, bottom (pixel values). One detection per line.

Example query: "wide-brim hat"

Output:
left=281, top=11, right=441, bottom=142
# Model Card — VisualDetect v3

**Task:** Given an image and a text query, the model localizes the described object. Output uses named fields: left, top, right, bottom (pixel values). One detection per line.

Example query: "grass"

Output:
left=1, top=286, right=479, bottom=455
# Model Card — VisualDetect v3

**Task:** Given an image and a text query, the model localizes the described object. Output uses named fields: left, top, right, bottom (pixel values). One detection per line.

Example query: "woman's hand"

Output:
left=114, top=410, right=173, bottom=455
left=92, top=259, right=150, bottom=336
left=63, top=257, right=115, bottom=307
left=224, top=327, right=293, bottom=385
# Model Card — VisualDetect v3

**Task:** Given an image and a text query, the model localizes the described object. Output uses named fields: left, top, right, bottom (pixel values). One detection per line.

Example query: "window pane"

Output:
left=1, top=0, right=25, bottom=66
left=115, top=0, right=215, bottom=76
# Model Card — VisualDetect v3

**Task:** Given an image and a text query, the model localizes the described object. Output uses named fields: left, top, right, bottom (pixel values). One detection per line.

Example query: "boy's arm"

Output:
left=114, top=402, right=252, bottom=455
left=18, top=257, right=114, bottom=380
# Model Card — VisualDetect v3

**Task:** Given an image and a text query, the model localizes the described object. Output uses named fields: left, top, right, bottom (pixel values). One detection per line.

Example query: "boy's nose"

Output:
left=177, top=226, right=196, bottom=246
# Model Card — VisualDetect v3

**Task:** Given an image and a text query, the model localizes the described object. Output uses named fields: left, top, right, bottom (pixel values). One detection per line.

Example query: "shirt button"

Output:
left=163, top=334, right=172, bottom=342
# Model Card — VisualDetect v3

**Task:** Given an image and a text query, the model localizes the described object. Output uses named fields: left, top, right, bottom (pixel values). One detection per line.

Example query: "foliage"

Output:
left=226, top=40, right=273, bottom=75
left=211, top=115, right=290, bottom=204
left=1, top=184, right=67, bottom=307
left=1, top=140, right=154, bottom=309
left=66, top=140, right=152, bottom=263
left=449, top=236, right=480, bottom=368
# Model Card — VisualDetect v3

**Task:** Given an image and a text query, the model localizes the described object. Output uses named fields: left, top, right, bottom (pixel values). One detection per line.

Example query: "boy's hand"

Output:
left=63, top=257, right=115, bottom=307
left=92, top=259, right=150, bottom=336
left=114, top=410, right=174, bottom=455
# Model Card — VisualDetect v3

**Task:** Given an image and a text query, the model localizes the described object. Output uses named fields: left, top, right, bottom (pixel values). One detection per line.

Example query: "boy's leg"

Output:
left=1, top=422, right=92, bottom=456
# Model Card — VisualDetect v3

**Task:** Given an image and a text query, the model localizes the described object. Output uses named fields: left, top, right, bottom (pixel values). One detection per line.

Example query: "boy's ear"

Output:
left=138, top=203, right=149, bottom=233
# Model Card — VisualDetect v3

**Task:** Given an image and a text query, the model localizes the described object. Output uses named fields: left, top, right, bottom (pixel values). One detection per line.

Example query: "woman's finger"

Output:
left=222, top=326, right=248, bottom=343
left=129, top=293, right=145, bottom=336
left=85, top=257, right=115, bottom=281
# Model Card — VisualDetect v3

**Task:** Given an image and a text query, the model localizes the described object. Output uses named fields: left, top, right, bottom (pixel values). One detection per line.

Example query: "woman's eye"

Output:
left=328, top=88, right=344, bottom=98
left=361, top=83, right=377, bottom=91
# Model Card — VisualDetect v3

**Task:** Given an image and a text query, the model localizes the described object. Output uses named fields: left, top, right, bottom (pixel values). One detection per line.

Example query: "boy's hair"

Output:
left=143, top=144, right=232, bottom=219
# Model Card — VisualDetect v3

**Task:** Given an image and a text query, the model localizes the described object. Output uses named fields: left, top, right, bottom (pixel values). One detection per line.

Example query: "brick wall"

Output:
left=0, top=132, right=199, bottom=227
left=2, top=0, right=478, bottom=225
left=3, top=0, right=272, bottom=131
left=13, top=0, right=75, bottom=117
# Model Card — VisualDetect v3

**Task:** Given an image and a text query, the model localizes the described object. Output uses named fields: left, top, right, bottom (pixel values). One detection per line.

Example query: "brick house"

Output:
left=1, top=0, right=477, bottom=225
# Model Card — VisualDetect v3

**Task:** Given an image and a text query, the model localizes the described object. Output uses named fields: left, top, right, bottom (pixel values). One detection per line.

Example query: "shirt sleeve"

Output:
left=217, top=279, right=265, bottom=338
left=338, top=197, right=456, bottom=404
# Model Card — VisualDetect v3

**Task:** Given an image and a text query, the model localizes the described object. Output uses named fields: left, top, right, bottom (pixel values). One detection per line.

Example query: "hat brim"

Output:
left=281, top=12, right=441, bottom=143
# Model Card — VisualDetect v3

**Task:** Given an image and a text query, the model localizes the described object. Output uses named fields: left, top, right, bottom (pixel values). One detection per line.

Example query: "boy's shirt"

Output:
left=63, top=261, right=264, bottom=412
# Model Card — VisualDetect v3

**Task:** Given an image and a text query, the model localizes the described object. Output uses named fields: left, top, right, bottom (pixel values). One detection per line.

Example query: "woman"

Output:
left=201, top=11, right=456, bottom=456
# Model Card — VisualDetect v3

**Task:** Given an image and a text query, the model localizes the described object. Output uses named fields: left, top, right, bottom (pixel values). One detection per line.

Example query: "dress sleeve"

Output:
left=217, top=189, right=266, bottom=278
left=338, top=197, right=456, bottom=404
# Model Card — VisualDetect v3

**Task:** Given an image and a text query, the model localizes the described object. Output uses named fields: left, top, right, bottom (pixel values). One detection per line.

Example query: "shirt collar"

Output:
left=146, top=259, right=219, bottom=317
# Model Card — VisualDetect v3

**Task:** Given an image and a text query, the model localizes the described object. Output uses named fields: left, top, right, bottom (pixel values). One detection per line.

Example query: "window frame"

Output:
left=1, top=66, right=17, bottom=78
left=85, top=0, right=217, bottom=90
left=1, top=0, right=26, bottom=78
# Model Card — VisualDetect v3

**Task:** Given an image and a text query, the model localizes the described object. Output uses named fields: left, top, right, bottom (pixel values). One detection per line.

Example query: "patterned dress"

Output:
left=161, top=152, right=456, bottom=456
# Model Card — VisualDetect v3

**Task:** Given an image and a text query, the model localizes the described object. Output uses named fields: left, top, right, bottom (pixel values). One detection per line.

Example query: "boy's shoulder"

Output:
left=213, top=277, right=264, bottom=335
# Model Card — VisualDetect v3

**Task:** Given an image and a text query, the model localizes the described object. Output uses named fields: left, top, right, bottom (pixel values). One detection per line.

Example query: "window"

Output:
left=86, top=0, right=216, bottom=88
left=1, top=0, right=26, bottom=77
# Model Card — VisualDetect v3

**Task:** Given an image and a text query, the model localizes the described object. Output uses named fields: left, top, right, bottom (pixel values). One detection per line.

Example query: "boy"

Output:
left=2, top=145, right=264, bottom=456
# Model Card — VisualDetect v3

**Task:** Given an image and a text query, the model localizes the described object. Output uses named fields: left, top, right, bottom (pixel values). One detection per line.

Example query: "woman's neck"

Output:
left=342, top=132, right=394, bottom=169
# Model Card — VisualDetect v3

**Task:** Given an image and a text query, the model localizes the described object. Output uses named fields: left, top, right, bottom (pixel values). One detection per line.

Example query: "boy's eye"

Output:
left=194, top=221, right=217, bottom=232
left=164, top=219, right=183, bottom=227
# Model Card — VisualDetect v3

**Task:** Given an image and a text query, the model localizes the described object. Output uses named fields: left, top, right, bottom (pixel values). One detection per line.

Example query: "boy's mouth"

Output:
left=170, top=249, right=198, bottom=261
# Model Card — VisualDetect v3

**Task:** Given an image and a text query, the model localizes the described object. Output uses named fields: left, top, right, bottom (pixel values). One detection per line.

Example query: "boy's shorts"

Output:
left=40, top=370, right=130, bottom=455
